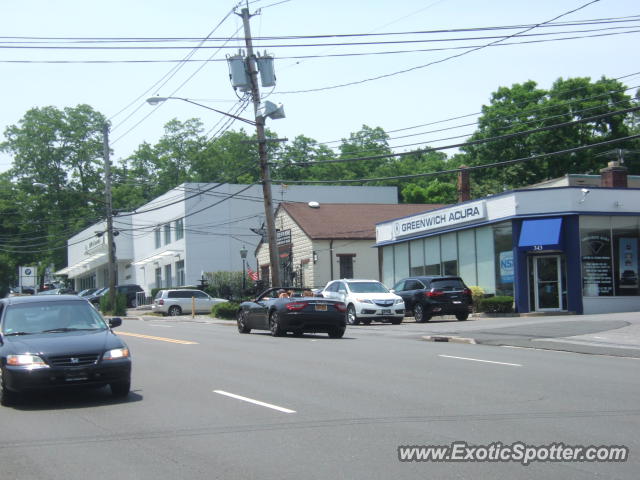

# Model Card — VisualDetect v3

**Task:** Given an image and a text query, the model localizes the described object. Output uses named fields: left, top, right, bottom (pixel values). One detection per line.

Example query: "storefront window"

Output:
left=476, top=226, right=496, bottom=294
left=409, top=239, right=425, bottom=276
left=394, top=243, right=409, bottom=282
left=441, top=232, right=458, bottom=275
left=382, top=246, right=394, bottom=287
left=424, top=237, right=440, bottom=275
left=458, top=229, right=477, bottom=286
left=612, top=216, right=639, bottom=296
left=493, top=223, right=514, bottom=296
left=580, top=216, right=614, bottom=296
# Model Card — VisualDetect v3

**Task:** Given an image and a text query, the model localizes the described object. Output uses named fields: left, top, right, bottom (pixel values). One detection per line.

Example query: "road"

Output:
left=0, top=315, right=638, bottom=480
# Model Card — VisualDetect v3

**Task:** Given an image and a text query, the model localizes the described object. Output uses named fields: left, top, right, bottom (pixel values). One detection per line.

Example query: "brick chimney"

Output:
left=457, top=166, right=470, bottom=203
left=600, top=161, right=628, bottom=188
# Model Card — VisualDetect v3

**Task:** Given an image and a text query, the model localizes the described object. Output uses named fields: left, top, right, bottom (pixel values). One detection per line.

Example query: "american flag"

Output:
left=247, top=267, right=259, bottom=281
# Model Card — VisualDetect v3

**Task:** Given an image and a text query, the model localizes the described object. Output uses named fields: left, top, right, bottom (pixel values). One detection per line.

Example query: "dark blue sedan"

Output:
left=237, top=287, right=347, bottom=338
left=0, top=295, right=131, bottom=406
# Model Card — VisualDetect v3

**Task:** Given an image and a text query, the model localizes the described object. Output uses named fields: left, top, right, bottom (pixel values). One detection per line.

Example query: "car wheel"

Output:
left=0, top=378, right=16, bottom=407
left=237, top=310, right=251, bottom=334
left=168, top=305, right=182, bottom=316
left=347, top=305, right=360, bottom=325
left=110, top=380, right=130, bottom=398
left=456, top=313, right=469, bottom=321
left=328, top=327, right=345, bottom=339
left=390, top=317, right=403, bottom=325
left=414, top=303, right=426, bottom=323
left=269, top=311, right=285, bottom=337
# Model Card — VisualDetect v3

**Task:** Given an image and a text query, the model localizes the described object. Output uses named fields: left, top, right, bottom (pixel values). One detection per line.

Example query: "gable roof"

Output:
left=280, top=202, right=446, bottom=240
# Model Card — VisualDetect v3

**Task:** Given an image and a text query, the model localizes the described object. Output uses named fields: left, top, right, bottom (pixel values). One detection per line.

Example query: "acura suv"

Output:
left=391, top=275, right=472, bottom=322
left=321, top=279, right=404, bottom=325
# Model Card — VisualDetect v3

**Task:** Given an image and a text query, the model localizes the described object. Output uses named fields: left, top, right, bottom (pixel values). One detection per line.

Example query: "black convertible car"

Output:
left=237, top=287, right=347, bottom=338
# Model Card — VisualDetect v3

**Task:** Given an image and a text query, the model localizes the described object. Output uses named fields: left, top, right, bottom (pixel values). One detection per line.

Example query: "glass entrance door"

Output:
left=533, top=255, right=563, bottom=311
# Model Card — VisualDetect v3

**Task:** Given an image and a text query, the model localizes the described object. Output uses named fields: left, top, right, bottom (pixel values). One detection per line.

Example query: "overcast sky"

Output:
left=1, top=0, right=638, bottom=175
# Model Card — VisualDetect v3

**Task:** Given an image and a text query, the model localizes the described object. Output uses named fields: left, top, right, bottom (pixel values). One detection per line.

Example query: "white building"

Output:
left=57, top=183, right=398, bottom=294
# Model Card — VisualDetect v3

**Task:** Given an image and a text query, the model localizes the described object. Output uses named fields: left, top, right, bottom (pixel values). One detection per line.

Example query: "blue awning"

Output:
left=518, top=218, right=563, bottom=251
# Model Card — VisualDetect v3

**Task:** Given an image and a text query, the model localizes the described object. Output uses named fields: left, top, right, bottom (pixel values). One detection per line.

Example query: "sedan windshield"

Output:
left=348, top=282, right=389, bottom=293
left=2, top=301, right=108, bottom=335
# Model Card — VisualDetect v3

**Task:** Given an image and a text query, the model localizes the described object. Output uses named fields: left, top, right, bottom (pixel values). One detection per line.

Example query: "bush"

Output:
left=211, top=301, right=240, bottom=320
left=477, top=296, right=514, bottom=314
left=99, top=292, right=127, bottom=316
left=468, top=286, right=485, bottom=312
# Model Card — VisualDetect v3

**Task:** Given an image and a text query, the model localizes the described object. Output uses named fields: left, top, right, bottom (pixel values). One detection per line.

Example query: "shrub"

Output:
left=468, top=286, right=485, bottom=312
left=477, top=296, right=514, bottom=314
left=99, top=292, right=127, bottom=316
left=211, top=301, right=240, bottom=320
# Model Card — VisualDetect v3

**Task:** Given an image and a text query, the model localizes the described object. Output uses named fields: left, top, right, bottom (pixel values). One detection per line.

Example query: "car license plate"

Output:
left=381, top=309, right=391, bottom=314
left=453, top=301, right=462, bottom=304
left=65, top=372, right=88, bottom=382
left=315, top=303, right=328, bottom=311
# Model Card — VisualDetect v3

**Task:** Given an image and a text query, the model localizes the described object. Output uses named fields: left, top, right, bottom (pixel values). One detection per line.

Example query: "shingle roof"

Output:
left=280, top=202, right=447, bottom=240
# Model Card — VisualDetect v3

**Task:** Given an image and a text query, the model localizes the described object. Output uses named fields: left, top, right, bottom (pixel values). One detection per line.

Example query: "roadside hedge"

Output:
left=477, top=296, right=514, bottom=314
left=99, top=292, right=127, bottom=316
left=211, top=302, right=240, bottom=320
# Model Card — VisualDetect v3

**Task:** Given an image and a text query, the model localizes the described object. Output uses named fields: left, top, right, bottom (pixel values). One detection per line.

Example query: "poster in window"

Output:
left=581, top=234, right=613, bottom=296
left=499, top=251, right=514, bottom=283
left=618, top=238, right=638, bottom=289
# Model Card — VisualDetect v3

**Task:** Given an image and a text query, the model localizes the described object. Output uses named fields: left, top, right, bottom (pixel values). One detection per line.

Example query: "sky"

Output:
left=0, top=0, right=638, bottom=175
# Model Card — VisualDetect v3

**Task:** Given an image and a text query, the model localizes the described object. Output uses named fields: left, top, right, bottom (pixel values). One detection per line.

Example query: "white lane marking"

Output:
left=438, top=354, right=522, bottom=367
left=213, top=390, right=296, bottom=414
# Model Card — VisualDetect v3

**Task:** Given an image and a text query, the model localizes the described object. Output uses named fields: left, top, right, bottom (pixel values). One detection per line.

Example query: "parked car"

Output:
left=152, top=289, right=227, bottom=316
left=236, top=287, right=347, bottom=337
left=88, top=285, right=144, bottom=308
left=391, top=275, right=473, bottom=322
left=36, top=288, right=77, bottom=295
left=0, top=294, right=132, bottom=405
left=78, top=288, right=99, bottom=298
left=320, top=279, right=405, bottom=325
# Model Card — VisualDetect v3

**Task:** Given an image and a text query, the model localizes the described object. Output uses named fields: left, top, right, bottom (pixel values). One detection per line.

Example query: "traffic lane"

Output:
left=1, top=320, right=638, bottom=479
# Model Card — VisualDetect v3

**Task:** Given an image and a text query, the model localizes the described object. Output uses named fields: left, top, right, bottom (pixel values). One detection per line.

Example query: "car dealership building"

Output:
left=375, top=165, right=640, bottom=315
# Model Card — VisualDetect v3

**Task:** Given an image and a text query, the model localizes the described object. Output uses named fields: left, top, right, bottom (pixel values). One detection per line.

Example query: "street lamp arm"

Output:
left=146, top=96, right=256, bottom=126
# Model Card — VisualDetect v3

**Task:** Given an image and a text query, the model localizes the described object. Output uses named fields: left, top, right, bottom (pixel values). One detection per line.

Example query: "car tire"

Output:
left=328, top=327, right=345, bottom=339
left=237, top=310, right=251, bottom=334
left=168, top=305, right=182, bottom=316
left=269, top=311, right=285, bottom=337
left=456, top=313, right=469, bottom=321
left=390, top=317, right=403, bottom=325
left=0, top=378, right=16, bottom=407
left=110, top=380, right=130, bottom=398
left=347, top=305, right=360, bottom=325
left=414, top=303, right=426, bottom=323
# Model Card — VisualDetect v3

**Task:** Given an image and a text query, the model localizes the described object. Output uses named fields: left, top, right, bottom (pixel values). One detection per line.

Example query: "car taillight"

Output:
left=426, top=290, right=444, bottom=298
left=158, top=299, right=164, bottom=305
left=334, top=302, right=347, bottom=312
left=462, top=288, right=472, bottom=297
left=286, top=302, right=308, bottom=311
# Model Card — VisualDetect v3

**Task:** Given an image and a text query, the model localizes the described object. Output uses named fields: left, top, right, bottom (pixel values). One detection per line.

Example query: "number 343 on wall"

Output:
left=533, top=245, right=544, bottom=251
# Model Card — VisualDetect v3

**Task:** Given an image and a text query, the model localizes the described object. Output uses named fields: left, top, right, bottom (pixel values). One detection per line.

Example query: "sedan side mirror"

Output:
left=109, top=317, right=122, bottom=328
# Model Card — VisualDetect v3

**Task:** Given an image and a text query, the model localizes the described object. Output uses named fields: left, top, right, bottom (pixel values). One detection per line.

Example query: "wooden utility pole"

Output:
left=103, top=123, right=117, bottom=310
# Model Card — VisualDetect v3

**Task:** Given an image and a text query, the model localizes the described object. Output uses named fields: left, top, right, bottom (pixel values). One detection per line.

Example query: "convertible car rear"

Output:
left=237, top=287, right=347, bottom=338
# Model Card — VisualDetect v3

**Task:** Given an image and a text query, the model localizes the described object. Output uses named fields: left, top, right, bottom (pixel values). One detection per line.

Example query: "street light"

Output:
left=146, top=95, right=284, bottom=288
left=240, top=246, right=248, bottom=291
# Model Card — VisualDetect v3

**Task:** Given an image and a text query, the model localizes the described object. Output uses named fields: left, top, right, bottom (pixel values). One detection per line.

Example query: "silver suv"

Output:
left=152, top=289, right=227, bottom=316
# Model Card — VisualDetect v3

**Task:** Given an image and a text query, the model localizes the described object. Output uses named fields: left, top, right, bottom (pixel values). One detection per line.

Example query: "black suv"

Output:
left=89, top=285, right=144, bottom=308
left=392, top=276, right=472, bottom=322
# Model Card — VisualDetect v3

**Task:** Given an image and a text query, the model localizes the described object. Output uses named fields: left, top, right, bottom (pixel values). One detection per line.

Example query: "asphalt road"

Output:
left=0, top=315, right=638, bottom=480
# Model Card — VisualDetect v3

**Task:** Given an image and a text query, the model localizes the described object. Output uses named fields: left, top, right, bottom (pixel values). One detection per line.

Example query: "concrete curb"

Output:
left=421, top=335, right=477, bottom=345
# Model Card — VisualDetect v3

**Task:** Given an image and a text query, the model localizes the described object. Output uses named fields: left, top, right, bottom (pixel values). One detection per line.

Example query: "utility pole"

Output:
left=103, top=123, right=117, bottom=310
left=238, top=7, right=281, bottom=288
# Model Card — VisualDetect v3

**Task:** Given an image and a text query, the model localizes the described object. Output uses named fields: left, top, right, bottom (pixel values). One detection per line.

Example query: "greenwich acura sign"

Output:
left=393, top=201, right=487, bottom=239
